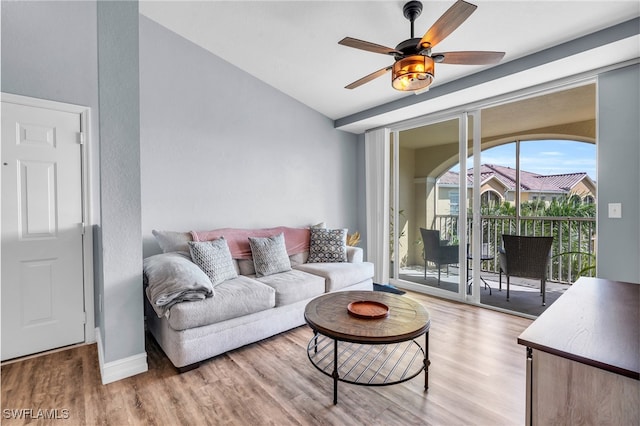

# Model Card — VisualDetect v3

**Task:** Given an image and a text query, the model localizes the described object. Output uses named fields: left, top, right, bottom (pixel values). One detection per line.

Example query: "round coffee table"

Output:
left=304, top=290, right=431, bottom=404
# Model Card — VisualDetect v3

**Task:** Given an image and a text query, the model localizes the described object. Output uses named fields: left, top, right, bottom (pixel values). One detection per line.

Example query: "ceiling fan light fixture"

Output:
left=391, top=55, right=434, bottom=91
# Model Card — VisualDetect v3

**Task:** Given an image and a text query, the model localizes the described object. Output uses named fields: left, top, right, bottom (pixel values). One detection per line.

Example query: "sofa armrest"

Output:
left=346, top=246, right=363, bottom=263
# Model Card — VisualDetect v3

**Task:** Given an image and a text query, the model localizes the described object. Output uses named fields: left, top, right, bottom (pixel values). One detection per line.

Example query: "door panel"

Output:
left=21, top=160, right=56, bottom=237
left=1, top=101, right=85, bottom=361
left=392, top=117, right=465, bottom=298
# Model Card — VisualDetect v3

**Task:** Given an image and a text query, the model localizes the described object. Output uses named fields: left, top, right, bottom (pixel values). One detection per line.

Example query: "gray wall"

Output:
left=1, top=1, right=99, bottom=111
left=597, top=64, right=640, bottom=283
left=139, top=16, right=360, bottom=257
left=96, top=1, right=145, bottom=363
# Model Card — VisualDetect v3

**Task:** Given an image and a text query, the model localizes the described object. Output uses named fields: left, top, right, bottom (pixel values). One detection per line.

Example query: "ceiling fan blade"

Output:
left=417, top=0, right=477, bottom=50
left=339, top=37, right=402, bottom=56
left=433, top=51, right=505, bottom=65
left=345, top=66, right=393, bottom=90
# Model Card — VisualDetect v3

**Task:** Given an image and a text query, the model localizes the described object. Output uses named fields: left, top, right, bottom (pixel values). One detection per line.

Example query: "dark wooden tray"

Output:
left=347, top=300, right=389, bottom=319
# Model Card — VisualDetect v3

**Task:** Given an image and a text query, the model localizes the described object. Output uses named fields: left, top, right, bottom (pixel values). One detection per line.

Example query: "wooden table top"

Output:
left=518, top=277, right=639, bottom=380
left=304, top=291, right=430, bottom=344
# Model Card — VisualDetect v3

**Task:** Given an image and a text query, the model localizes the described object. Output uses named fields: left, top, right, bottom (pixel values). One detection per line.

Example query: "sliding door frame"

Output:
left=388, top=112, right=476, bottom=302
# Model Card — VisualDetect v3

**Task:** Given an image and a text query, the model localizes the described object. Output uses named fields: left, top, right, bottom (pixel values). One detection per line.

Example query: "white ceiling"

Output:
left=140, top=1, right=640, bottom=122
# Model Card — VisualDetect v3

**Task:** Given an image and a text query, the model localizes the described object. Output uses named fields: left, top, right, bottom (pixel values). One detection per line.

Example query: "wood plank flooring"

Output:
left=1, top=291, right=532, bottom=425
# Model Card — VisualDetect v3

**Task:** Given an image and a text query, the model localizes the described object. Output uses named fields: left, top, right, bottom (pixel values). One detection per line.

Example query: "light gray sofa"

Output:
left=144, top=228, right=374, bottom=371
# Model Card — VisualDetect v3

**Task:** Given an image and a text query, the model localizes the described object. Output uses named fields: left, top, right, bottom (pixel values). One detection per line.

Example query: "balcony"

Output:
left=395, top=215, right=596, bottom=315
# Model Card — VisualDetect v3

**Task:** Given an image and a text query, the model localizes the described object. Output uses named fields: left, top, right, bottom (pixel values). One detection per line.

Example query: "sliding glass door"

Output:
left=383, top=81, right=597, bottom=313
left=390, top=113, right=477, bottom=301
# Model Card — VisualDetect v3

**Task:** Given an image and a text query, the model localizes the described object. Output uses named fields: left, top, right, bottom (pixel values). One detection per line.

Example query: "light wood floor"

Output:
left=1, top=291, right=532, bottom=425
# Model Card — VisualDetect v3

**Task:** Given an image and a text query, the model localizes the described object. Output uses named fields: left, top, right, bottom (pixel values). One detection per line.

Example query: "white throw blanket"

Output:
left=143, top=252, right=214, bottom=317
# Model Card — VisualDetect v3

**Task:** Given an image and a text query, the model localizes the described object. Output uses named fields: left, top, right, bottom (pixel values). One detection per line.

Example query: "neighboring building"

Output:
left=437, top=164, right=596, bottom=214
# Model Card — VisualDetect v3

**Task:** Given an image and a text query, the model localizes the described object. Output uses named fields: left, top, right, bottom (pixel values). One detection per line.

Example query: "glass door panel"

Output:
left=469, top=141, right=516, bottom=301
left=391, top=116, right=466, bottom=298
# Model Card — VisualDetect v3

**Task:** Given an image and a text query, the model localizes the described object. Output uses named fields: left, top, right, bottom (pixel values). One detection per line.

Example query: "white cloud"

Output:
left=539, top=151, right=563, bottom=156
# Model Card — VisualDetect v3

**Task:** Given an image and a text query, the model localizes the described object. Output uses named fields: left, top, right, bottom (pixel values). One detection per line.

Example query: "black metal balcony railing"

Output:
left=434, top=215, right=596, bottom=285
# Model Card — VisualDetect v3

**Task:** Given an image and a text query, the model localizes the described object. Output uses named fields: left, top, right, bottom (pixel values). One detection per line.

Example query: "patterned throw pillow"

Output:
left=188, top=238, right=238, bottom=286
left=248, top=233, right=292, bottom=277
left=308, top=228, right=347, bottom=263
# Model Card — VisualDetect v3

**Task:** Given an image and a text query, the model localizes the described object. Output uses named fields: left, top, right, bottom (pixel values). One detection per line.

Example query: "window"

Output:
left=481, top=190, right=501, bottom=206
left=449, top=191, right=459, bottom=215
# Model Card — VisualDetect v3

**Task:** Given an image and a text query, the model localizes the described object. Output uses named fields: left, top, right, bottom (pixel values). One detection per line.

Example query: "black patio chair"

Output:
left=498, top=234, right=554, bottom=305
left=420, top=228, right=459, bottom=285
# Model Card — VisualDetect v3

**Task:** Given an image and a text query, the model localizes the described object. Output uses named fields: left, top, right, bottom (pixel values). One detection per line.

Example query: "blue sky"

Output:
left=457, top=140, right=597, bottom=180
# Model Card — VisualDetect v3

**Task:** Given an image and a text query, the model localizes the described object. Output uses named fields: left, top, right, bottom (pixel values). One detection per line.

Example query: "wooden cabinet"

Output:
left=518, top=278, right=639, bottom=425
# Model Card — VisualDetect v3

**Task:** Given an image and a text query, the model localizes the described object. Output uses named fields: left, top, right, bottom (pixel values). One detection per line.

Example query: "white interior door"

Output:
left=1, top=101, right=85, bottom=360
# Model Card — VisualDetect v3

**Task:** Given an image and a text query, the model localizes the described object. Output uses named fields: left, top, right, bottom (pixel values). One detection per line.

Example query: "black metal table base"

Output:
left=467, top=255, right=494, bottom=295
left=307, top=332, right=430, bottom=405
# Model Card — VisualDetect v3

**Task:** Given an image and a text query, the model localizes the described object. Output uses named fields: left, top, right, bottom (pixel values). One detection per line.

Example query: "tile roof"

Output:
left=438, top=164, right=590, bottom=193
left=536, top=173, right=590, bottom=191
left=438, top=171, right=462, bottom=185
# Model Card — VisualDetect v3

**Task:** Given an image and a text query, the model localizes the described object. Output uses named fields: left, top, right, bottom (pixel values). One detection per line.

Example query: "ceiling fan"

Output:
left=339, top=0, right=505, bottom=92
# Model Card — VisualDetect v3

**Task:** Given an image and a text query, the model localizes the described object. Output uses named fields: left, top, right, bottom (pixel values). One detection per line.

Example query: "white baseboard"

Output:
left=95, top=327, right=148, bottom=385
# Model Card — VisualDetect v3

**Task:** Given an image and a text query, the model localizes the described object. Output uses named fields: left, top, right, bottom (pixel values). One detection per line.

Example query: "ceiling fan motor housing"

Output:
left=395, top=38, right=430, bottom=59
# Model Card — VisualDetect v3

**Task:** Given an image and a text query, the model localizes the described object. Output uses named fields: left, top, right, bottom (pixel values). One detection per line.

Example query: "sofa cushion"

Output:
left=307, top=228, right=347, bottom=263
left=346, top=246, right=363, bottom=263
left=294, top=262, right=375, bottom=292
left=188, top=238, right=238, bottom=286
left=289, top=251, right=308, bottom=266
left=256, top=269, right=325, bottom=306
left=237, top=258, right=256, bottom=276
left=152, top=229, right=192, bottom=254
left=166, top=275, right=275, bottom=331
left=248, top=233, right=292, bottom=277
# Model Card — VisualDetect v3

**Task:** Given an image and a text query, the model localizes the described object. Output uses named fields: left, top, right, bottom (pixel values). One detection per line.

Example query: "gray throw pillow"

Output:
left=248, top=233, right=292, bottom=277
left=188, top=238, right=238, bottom=286
left=307, top=228, right=347, bottom=263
